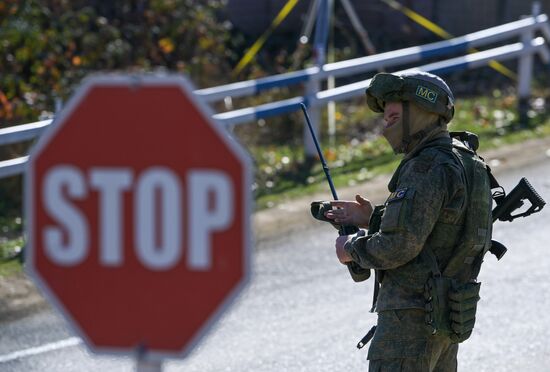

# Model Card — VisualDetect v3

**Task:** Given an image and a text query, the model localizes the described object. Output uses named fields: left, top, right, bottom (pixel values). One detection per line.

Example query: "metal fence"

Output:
left=1, top=14, right=550, bottom=179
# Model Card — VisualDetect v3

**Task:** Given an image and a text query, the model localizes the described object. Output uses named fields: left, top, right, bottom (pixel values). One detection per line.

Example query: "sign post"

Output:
left=25, top=74, right=252, bottom=369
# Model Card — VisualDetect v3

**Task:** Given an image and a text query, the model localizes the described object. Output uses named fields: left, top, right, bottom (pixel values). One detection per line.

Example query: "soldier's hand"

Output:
left=335, top=235, right=353, bottom=264
left=324, top=194, right=373, bottom=228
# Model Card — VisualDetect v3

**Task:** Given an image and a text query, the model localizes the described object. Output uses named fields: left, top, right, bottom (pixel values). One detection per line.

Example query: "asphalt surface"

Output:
left=1, top=154, right=549, bottom=371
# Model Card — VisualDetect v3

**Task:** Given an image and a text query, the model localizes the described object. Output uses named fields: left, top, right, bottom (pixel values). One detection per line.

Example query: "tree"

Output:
left=0, top=0, right=243, bottom=217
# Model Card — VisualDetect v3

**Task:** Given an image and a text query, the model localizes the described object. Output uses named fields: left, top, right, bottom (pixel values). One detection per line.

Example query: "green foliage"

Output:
left=0, top=0, right=242, bottom=127
left=0, top=258, right=21, bottom=277
left=0, top=229, right=24, bottom=277
left=0, top=0, right=247, bottom=221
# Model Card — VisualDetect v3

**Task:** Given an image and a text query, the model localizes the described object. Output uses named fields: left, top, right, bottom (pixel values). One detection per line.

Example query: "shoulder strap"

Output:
left=421, top=246, right=442, bottom=278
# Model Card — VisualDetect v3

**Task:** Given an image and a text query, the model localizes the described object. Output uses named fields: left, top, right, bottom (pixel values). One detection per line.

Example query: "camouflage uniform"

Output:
left=368, top=309, right=458, bottom=371
left=345, top=134, right=465, bottom=371
left=344, top=71, right=477, bottom=371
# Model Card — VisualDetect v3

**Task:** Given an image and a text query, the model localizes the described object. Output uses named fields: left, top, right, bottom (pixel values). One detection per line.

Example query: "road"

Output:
left=1, top=156, right=549, bottom=371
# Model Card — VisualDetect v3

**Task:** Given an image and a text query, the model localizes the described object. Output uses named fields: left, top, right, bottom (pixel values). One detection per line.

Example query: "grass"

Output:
left=0, top=235, right=24, bottom=276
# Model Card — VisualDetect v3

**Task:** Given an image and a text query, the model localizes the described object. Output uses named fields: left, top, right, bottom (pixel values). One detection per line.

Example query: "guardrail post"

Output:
left=304, top=78, right=321, bottom=159
left=55, top=97, right=63, bottom=114
left=517, top=2, right=540, bottom=128
left=304, top=0, right=332, bottom=160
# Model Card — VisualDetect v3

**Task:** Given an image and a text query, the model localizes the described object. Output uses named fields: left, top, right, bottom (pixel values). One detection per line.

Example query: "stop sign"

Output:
left=25, top=74, right=252, bottom=360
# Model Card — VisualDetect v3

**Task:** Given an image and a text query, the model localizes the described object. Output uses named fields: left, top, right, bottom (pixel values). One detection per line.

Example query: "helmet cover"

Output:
left=366, top=71, right=455, bottom=123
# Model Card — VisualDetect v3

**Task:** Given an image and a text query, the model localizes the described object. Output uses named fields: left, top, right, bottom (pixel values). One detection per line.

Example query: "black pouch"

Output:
left=448, top=281, right=481, bottom=343
left=424, top=275, right=481, bottom=343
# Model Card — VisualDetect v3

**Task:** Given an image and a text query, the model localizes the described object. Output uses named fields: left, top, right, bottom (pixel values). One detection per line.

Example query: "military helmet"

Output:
left=365, top=71, right=455, bottom=123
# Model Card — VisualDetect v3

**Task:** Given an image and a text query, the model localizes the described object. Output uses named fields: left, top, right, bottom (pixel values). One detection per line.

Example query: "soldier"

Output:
left=325, top=71, right=492, bottom=371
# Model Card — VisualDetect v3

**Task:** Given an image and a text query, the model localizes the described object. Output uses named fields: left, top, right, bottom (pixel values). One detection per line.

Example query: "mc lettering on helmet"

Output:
left=415, top=85, right=438, bottom=103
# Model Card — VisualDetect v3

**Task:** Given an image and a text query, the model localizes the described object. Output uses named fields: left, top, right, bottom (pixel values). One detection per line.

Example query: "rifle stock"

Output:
left=489, top=177, right=545, bottom=260
left=492, top=177, right=545, bottom=222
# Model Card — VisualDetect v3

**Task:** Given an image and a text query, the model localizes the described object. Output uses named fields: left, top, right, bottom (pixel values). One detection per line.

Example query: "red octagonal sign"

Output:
left=26, top=75, right=252, bottom=360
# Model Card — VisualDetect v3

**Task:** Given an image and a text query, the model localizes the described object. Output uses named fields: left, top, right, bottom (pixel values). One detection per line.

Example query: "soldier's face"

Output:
left=382, top=101, right=405, bottom=154
left=383, top=101, right=403, bottom=129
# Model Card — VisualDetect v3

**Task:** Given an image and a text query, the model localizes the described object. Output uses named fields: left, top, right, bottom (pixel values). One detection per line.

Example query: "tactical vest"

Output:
left=422, top=133, right=493, bottom=343
left=444, top=136, right=493, bottom=280
left=364, top=133, right=493, bottom=343
left=356, top=132, right=494, bottom=349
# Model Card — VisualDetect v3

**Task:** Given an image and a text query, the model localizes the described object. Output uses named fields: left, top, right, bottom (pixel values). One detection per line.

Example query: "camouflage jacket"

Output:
left=344, top=134, right=468, bottom=311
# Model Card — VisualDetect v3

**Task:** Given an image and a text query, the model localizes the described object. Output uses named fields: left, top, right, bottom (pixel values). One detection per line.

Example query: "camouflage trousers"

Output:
left=367, top=309, right=458, bottom=372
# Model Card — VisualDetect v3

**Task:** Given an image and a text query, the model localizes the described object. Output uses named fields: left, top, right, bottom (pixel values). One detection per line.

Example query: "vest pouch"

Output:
left=424, top=276, right=481, bottom=343
left=423, top=275, right=453, bottom=336
left=448, top=281, right=481, bottom=343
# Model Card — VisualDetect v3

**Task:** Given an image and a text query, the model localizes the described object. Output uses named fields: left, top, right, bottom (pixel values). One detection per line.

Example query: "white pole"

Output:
left=304, top=0, right=333, bottom=159
left=517, top=1, right=540, bottom=127
left=304, top=79, right=321, bottom=159
left=327, top=0, right=336, bottom=149
left=327, top=80, right=336, bottom=149
left=55, top=97, right=63, bottom=114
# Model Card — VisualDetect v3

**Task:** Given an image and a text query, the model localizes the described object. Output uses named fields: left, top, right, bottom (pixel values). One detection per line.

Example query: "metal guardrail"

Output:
left=0, top=120, right=51, bottom=147
left=195, top=14, right=550, bottom=102
left=211, top=37, right=550, bottom=125
left=1, top=14, right=550, bottom=179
